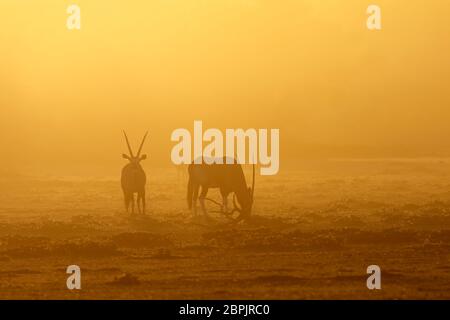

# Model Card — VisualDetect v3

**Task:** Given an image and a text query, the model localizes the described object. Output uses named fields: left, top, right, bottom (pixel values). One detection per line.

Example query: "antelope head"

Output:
left=231, top=164, right=255, bottom=220
left=122, top=131, right=148, bottom=165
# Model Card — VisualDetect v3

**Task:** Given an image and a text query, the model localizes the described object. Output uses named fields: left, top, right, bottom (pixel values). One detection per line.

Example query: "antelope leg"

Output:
left=137, top=195, right=141, bottom=213
left=192, top=184, right=199, bottom=215
left=141, top=190, right=146, bottom=214
left=221, top=194, right=229, bottom=213
left=124, top=193, right=130, bottom=213
left=199, top=186, right=209, bottom=215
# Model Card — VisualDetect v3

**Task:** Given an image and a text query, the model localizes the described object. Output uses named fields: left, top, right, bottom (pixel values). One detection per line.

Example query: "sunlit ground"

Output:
left=1, top=159, right=450, bottom=299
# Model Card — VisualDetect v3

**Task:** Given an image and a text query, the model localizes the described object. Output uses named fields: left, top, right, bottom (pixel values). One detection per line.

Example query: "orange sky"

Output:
left=1, top=0, right=449, bottom=175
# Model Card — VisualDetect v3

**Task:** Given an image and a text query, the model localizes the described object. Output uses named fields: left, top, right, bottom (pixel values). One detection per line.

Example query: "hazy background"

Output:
left=1, top=0, right=449, bottom=176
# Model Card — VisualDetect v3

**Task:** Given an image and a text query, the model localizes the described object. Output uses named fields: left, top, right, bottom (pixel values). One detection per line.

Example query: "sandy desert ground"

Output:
left=1, top=159, right=450, bottom=299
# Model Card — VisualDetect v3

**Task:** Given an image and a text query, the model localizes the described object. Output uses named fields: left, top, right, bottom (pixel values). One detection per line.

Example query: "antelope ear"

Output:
left=122, top=154, right=130, bottom=160
left=140, top=154, right=147, bottom=160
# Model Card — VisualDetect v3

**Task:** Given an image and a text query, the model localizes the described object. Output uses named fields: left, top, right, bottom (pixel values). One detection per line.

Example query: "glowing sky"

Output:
left=1, top=0, right=449, bottom=174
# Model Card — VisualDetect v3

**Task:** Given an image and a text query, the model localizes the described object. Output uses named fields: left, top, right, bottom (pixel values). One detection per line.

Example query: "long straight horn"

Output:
left=137, top=131, right=148, bottom=157
left=123, top=130, right=134, bottom=157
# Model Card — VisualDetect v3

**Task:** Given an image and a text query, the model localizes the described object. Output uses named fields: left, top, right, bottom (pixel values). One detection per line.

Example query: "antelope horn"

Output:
left=123, top=130, right=134, bottom=157
left=137, top=131, right=148, bottom=157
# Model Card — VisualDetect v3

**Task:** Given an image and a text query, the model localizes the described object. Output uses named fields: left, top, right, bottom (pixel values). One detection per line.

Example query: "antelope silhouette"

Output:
left=187, top=157, right=255, bottom=222
left=121, top=131, right=148, bottom=214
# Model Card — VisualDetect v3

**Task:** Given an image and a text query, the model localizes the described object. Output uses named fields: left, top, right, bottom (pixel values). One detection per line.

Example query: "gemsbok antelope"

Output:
left=121, top=131, right=148, bottom=214
left=187, top=157, right=255, bottom=222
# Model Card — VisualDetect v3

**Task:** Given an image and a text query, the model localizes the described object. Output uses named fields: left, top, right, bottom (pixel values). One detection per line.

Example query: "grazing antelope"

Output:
left=121, top=131, right=148, bottom=214
left=187, top=157, right=255, bottom=222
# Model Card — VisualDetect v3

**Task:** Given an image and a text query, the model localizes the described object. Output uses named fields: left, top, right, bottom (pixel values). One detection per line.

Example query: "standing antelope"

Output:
left=187, top=157, right=255, bottom=222
left=121, top=131, right=148, bottom=214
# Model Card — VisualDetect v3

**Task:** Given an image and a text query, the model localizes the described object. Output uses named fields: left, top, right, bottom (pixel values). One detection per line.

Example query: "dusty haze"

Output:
left=1, top=0, right=450, bottom=300
left=1, top=0, right=450, bottom=176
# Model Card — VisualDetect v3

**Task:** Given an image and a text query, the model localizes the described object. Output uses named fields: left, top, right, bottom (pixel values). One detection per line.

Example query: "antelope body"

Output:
left=187, top=157, right=255, bottom=221
left=121, top=131, right=148, bottom=214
